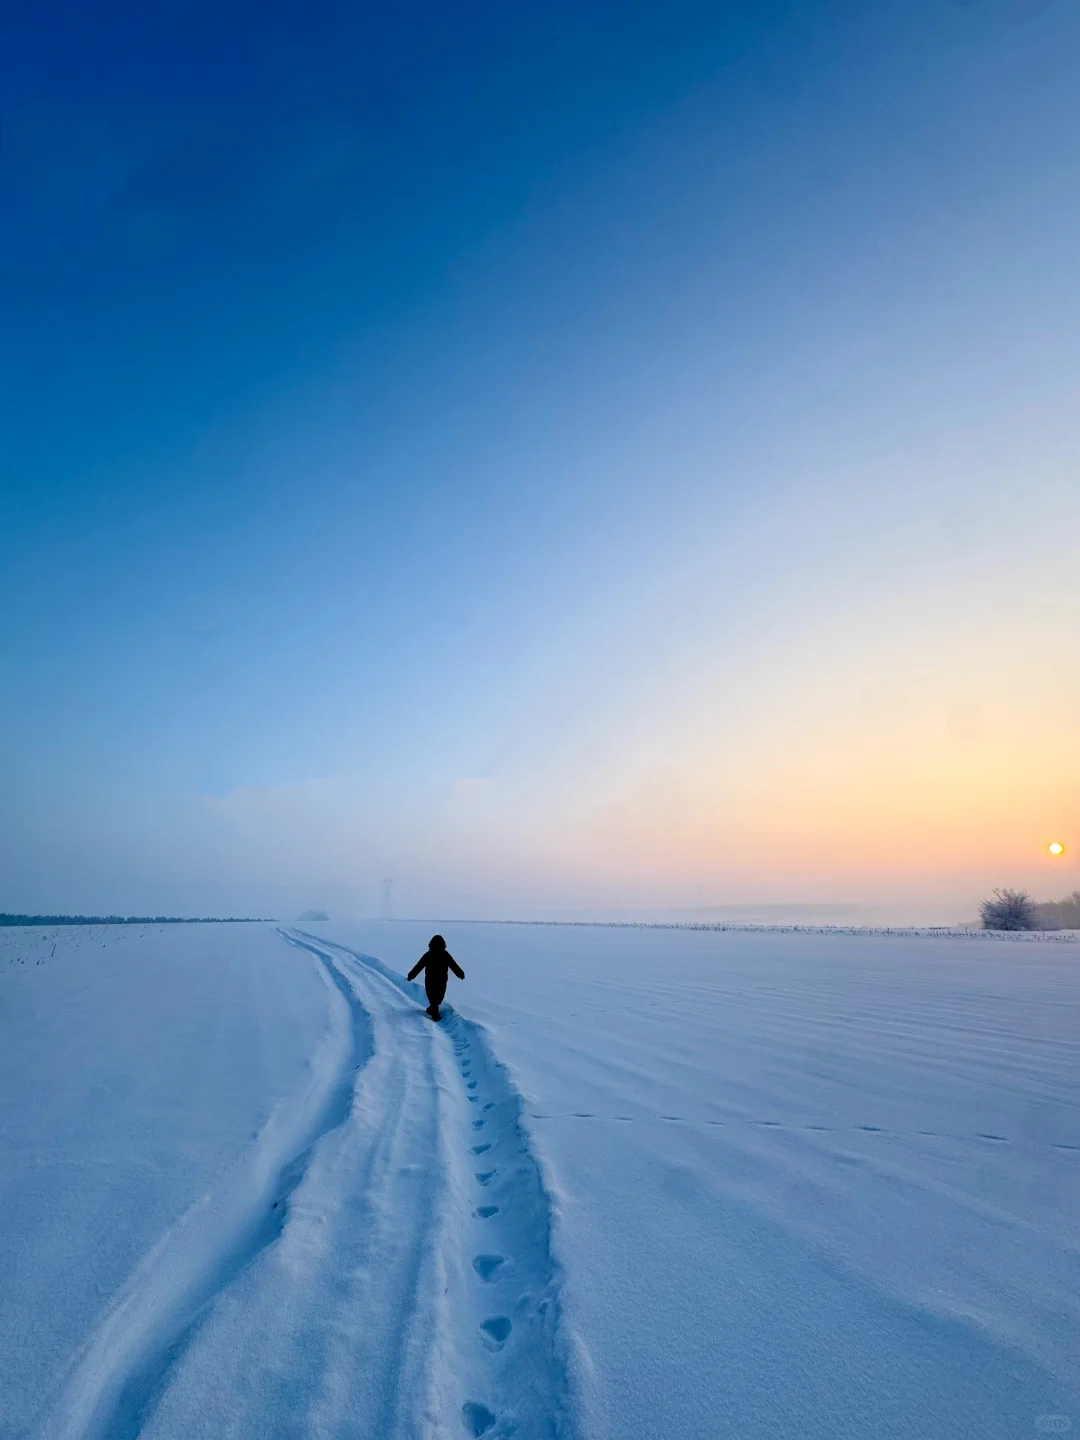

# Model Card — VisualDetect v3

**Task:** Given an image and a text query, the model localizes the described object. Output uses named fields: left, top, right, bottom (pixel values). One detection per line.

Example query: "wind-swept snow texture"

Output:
left=0, top=924, right=331, bottom=1437
left=328, top=921, right=1080, bottom=1440
left=3, top=920, right=1079, bottom=1439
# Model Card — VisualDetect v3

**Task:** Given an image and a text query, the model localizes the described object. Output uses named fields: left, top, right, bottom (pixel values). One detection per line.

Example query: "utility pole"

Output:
left=381, top=878, right=394, bottom=920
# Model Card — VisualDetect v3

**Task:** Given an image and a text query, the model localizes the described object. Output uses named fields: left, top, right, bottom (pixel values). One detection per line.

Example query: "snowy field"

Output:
left=1, top=921, right=1078, bottom=1439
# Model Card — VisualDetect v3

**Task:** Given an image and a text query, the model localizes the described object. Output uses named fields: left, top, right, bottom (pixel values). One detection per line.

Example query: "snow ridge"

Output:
left=35, top=940, right=372, bottom=1440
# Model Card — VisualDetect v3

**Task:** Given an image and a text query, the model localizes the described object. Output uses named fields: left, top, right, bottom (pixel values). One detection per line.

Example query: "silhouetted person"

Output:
left=407, top=935, right=464, bottom=1021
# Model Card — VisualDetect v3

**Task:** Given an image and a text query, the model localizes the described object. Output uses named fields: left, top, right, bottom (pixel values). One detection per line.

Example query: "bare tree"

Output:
left=980, top=888, right=1039, bottom=931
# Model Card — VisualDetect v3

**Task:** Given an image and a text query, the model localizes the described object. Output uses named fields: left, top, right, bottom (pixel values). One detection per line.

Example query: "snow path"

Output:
left=128, top=930, right=578, bottom=1440
left=36, top=939, right=370, bottom=1440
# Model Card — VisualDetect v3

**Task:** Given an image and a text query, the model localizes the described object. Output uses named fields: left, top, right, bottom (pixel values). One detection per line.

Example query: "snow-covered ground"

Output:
left=2, top=921, right=1077, bottom=1439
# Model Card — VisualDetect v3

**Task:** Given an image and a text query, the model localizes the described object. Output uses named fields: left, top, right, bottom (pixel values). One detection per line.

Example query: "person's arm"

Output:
left=407, top=955, right=427, bottom=981
left=448, top=955, right=465, bottom=980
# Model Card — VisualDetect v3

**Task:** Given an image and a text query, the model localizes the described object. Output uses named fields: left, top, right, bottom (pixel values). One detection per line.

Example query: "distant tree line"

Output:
left=981, top=889, right=1080, bottom=931
left=0, top=914, right=272, bottom=927
left=1035, top=891, right=1080, bottom=929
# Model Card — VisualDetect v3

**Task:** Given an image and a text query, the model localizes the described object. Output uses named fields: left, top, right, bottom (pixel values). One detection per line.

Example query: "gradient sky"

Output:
left=3, top=0, right=1079, bottom=921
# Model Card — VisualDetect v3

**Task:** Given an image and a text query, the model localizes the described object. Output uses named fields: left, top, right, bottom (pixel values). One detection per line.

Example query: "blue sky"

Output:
left=3, top=0, right=1079, bottom=920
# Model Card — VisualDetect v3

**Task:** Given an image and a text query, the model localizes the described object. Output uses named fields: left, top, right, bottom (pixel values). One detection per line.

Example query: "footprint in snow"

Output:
left=462, top=1401, right=497, bottom=1436
left=473, top=1254, right=505, bottom=1282
left=472, top=1119, right=486, bottom=1130
left=474, top=1205, right=499, bottom=1219
left=475, top=1170, right=496, bottom=1185
left=480, top=1316, right=512, bottom=1347
left=471, top=1142, right=491, bottom=1155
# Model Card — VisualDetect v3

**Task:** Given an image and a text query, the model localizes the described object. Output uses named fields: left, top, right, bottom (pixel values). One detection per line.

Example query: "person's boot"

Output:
left=426, top=1003, right=440, bottom=1021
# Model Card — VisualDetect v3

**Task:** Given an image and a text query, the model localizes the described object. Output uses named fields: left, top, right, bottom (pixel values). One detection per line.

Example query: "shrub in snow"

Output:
left=980, top=888, right=1039, bottom=931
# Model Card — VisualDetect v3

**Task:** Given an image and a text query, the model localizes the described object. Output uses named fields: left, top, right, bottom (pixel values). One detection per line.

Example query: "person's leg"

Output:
left=425, top=976, right=447, bottom=1021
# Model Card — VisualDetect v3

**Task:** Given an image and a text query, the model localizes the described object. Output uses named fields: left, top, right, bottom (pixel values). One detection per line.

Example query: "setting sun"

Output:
left=1048, top=841, right=1065, bottom=856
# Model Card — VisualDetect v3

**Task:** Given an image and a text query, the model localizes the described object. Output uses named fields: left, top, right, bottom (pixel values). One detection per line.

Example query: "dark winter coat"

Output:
left=407, top=944, right=464, bottom=1003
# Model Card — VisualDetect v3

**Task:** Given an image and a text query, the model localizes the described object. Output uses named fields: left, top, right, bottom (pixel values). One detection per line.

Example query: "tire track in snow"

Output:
left=35, top=941, right=372, bottom=1440
left=137, top=929, right=457, bottom=1439
left=290, top=932, right=581, bottom=1440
